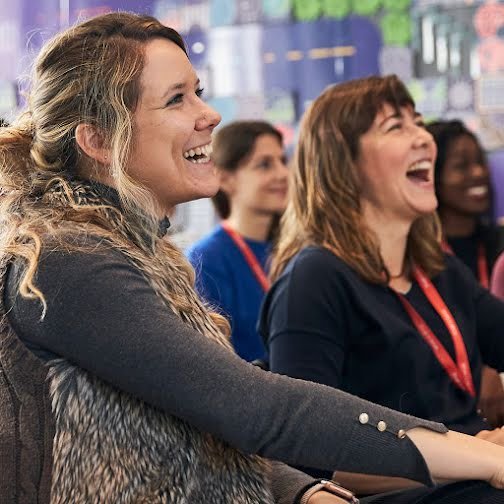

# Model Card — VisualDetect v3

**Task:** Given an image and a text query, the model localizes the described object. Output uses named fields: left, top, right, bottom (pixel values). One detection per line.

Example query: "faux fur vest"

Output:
left=0, top=178, right=273, bottom=503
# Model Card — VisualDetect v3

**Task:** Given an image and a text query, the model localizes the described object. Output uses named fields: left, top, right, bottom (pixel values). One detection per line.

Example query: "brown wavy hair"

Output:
left=270, top=75, right=444, bottom=283
left=0, top=12, right=229, bottom=334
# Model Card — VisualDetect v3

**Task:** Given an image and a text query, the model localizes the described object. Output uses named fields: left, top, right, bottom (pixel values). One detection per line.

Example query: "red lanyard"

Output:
left=221, top=222, right=271, bottom=293
left=395, top=266, right=476, bottom=397
left=441, top=240, right=489, bottom=289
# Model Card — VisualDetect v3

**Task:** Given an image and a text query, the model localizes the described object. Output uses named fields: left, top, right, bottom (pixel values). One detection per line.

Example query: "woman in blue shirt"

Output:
left=187, top=121, right=288, bottom=362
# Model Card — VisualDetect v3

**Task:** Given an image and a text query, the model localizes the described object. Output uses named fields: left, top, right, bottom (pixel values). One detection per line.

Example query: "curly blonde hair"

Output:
left=271, top=75, right=444, bottom=283
left=0, top=12, right=229, bottom=334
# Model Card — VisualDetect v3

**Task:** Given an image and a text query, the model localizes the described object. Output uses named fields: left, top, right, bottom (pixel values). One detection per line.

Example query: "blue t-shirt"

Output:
left=186, top=225, right=270, bottom=362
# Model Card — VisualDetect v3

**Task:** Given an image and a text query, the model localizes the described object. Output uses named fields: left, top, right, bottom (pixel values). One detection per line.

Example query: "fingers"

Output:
left=475, top=428, right=504, bottom=447
left=478, top=367, right=504, bottom=428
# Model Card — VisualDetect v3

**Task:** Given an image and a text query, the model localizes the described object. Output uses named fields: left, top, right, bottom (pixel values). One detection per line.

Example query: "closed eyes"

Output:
left=165, top=87, right=205, bottom=107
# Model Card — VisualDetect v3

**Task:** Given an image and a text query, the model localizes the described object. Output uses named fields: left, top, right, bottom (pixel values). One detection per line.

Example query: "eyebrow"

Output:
left=378, top=110, right=422, bottom=128
left=160, top=78, right=201, bottom=101
left=378, top=112, right=400, bottom=128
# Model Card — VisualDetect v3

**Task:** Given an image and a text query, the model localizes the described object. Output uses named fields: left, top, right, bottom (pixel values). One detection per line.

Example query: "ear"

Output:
left=218, top=170, right=237, bottom=196
left=75, top=123, right=110, bottom=165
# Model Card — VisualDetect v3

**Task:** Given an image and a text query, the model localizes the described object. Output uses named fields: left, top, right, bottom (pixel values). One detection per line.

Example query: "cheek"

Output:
left=440, top=169, right=465, bottom=189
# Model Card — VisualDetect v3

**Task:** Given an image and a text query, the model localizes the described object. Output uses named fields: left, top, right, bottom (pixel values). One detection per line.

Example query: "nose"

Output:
left=470, top=162, right=488, bottom=179
left=276, top=157, right=289, bottom=179
left=195, top=102, right=221, bottom=131
left=412, top=124, right=434, bottom=150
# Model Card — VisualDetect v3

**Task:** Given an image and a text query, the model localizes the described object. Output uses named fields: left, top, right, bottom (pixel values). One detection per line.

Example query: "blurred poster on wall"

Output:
left=407, top=77, right=448, bottom=119
left=0, top=80, right=17, bottom=117
left=207, top=24, right=263, bottom=97
left=292, top=19, right=351, bottom=109
left=21, top=0, right=59, bottom=53
left=263, top=17, right=381, bottom=117
left=262, top=22, right=294, bottom=93
left=0, top=0, right=21, bottom=81
left=489, top=150, right=504, bottom=221
left=347, top=15, right=381, bottom=80
left=70, top=0, right=156, bottom=25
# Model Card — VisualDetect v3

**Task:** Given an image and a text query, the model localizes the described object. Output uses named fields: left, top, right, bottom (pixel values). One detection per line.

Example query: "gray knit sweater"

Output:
left=0, top=180, right=447, bottom=503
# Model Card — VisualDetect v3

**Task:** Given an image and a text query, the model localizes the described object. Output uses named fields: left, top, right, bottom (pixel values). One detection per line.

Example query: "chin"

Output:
left=414, top=196, right=437, bottom=214
left=468, top=204, right=490, bottom=216
left=197, top=186, right=220, bottom=200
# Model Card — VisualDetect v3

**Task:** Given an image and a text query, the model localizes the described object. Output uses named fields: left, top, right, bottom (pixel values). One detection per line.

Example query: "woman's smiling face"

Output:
left=222, top=133, right=289, bottom=218
left=127, top=38, right=221, bottom=215
left=437, top=134, right=490, bottom=217
left=356, top=103, right=438, bottom=224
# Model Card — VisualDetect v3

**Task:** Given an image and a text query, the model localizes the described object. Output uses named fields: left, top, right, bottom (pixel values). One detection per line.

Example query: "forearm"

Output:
left=332, top=471, right=421, bottom=495
left=331, top=428, right=504, bottom=496
left=407, top=428, right=504, bottom=486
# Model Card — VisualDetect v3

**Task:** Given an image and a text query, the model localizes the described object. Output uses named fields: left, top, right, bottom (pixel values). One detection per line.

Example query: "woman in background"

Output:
left=187, top=120, right=288, bottom=362
left=428, top=120, right=504, bottom=427
left=261, top=74, right=504, bottom=498
left=427, top=120, right=504, bottom=286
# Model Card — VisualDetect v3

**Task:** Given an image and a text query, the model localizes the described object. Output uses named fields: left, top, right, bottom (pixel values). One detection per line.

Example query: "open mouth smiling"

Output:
left=183, top=142, right=212, bottom=164
left=406, top=160, right=432, bottom=183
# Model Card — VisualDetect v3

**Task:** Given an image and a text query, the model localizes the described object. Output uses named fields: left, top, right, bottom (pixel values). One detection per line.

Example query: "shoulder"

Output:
left=268, top=246, right=360, bottom=307
left=494, top=250, right=504, bottom=274
left=438, top=253, right=475, bottom=283
left=5, top=232, right=144, bottom=331
left=481, top=224, right=504, bottom=263
left=434, top=253, right=481, bottom=302
left=260, top=246, right=358, bottom=339
left=186, top=226, right=231, bottom=263
left=8, top=233, right=135, bottom=290
left=282, top=246, right=355, bottom=285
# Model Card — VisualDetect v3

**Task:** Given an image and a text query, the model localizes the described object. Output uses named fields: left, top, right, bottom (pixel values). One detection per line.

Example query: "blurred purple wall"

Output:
left=489, top=151, right=504, bottom=221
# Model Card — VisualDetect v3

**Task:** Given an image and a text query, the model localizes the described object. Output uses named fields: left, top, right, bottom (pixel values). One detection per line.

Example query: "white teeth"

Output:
left=407, top=160, right=432, bottom=172
left=186, top=155, right=210, bottom=164
left=183, top=143, right=212, bottom=160
left=467, top=186, right=488, bottom=197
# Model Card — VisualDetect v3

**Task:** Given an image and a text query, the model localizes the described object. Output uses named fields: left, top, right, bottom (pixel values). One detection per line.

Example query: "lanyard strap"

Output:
left=221, top=222, right=271, bottom=292
left=395, top=266, right=476, bottom=397
left=441, top=239, right=489, bottom=289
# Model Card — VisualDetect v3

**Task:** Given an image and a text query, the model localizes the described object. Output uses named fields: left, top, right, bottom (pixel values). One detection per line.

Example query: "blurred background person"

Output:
left=187, top=120, right=288, bottom=363
left=428, top=119, right=504, bottom=427
left=427, top=120, right=504, bottom=286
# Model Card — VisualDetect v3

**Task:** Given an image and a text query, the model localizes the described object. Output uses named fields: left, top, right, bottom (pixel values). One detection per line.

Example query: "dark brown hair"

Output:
left=271, top=75, right=444, bottom=283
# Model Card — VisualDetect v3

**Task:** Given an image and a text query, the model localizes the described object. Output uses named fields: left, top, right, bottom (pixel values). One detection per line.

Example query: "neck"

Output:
left=362, top=203, right=411, bottom=280
left=78, top=167, right=169, bottom=219
left=225, top=209, right=273, bottom=242
left=439, top=208, right=477, bottom=238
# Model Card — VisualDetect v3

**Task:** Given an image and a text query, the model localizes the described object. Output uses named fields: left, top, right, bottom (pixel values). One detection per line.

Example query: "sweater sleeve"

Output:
left=269, top=461, right=318, bottom=504
left=5, top=239, right=446, bottom=486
